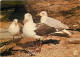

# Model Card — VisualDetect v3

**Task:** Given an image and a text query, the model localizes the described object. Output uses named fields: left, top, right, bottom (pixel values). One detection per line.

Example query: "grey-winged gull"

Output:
left=37, top=11, right=72, bottom=36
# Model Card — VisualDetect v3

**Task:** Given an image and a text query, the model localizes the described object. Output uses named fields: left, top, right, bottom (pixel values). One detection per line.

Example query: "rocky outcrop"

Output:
left=25, top=0, right=80, bottom=29
left=9, top=5, right=27, bottom=21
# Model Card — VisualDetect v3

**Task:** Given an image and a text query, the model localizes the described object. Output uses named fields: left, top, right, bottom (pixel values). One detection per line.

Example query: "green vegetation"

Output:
left=1, top=1, right=26, bottom=22
left=1, top=8, right=14, bottom=22
left=1, top=1, right=26, bottom=8
left=1, top=1, right=36, bottom=22
left=1, top=1, right=36, bottom=9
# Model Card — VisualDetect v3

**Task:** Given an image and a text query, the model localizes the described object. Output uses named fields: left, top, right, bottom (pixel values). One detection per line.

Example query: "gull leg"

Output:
left=35, top=39, right=38, bottom=49
left=12, top=36, right=14, bottom=43
left=31, top=39, right=38, bottom=50
left=36, top=39, right=41, bottom=53
left=39, top=40, right=41, bottom=52
left=19, top=33, right=22, bottom=39
left=13, top=36, right=14, bottom=40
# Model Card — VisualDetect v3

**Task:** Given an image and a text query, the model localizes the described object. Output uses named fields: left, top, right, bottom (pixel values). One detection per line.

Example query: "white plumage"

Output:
left=8, top=19, right=20, bottom=39
left=23, top=13, right=42, bottom=39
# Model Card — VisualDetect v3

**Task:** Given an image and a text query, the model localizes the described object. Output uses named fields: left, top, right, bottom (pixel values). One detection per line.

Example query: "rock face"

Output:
left=25, top=0, right=80, bottom=29
left=9, top=5, right=27, bottom=21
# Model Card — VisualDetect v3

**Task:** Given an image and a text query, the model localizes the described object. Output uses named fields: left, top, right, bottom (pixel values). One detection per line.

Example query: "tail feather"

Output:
left=54, top=31, right=63, bottom=33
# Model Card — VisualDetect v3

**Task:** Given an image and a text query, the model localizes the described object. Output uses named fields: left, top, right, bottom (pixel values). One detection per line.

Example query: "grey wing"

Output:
left=46, top=17, right=68, bottom=29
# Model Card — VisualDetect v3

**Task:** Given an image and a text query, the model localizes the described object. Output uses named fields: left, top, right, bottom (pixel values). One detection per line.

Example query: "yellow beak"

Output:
left=36, top=13, right=40, bottom=16
left=23, top=19, right=27, bottom=23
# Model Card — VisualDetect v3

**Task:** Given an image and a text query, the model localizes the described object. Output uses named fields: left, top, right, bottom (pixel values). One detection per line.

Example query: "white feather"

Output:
left=62, top=29, right=72, bottom=36
left=23, top=13, right=42, bottom=39
left=8, top=19, right=20, bottom=35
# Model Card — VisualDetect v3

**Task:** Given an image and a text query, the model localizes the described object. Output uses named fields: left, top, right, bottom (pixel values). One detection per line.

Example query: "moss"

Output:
left=1, top=8, right=14, bottom=22
left=1, top=1, right=36, bottom=8
left=26, top=1, right=36, bottom=5
left=1, top=1, right=26, bottom=6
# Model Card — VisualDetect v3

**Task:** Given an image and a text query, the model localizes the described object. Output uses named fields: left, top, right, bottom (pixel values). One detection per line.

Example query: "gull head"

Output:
left=23, top=13, right=33, bottom=23
left=13, top=19, right=18, bottom=25
left=39, top=11, right=47, bottom=17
